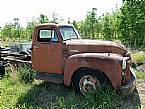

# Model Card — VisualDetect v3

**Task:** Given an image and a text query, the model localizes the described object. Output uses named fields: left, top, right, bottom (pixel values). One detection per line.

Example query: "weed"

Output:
left=17, top=65, right=35, bottom=84
left=132, top=51, right=145, bottom=63
left=1, top=76, right=122, bottom=109
left=136, top=71, right=145, bottom=80
left=82, top=87, right=121, bottom=109
left=1, top=77, right=32, bottom=109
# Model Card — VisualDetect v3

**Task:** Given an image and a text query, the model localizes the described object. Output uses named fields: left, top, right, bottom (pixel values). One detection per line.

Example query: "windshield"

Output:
left=59, top=26, right=80, bottom=40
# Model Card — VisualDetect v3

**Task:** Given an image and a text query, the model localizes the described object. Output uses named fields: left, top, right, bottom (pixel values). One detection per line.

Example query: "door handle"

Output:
left=33, top=45, right=39, bottom=49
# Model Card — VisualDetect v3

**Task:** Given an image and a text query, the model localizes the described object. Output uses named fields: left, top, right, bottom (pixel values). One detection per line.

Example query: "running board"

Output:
left=35, top=72, right=64, bottom=84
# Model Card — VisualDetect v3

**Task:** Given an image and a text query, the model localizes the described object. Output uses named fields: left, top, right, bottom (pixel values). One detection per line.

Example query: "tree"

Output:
left=78, top=8, right=99, bottom=39
left=1, top=23, right=15, bottom=40
left=38, top=14, right=49, bottom=24
left=51, top=12, right=59, bottom=23
left=25, top=19, right=38, bottom=41
left=99, top=10, right=121, bottom=40
left=111, top=10, right=122, bottom=39
left=85, top=8, right=98, bottom=39
left=102, top=13, right=113, bottom=40
left=14, top=18, right=21, bottom=41
left=120, top=1, right=145, bottom=48
left=72, top=20, right=78, bottom=29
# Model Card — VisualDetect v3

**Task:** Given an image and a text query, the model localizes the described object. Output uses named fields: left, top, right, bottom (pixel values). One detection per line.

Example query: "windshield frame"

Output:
left=59, top=26, right=80, bottom=41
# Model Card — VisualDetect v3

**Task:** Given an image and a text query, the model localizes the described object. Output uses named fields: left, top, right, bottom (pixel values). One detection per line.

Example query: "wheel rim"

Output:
left=79, top=75, right=101, bottom=94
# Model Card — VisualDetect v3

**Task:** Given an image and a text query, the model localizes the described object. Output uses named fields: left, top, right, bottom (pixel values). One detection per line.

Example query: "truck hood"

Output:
left=65, top=39, right=127, bottom=55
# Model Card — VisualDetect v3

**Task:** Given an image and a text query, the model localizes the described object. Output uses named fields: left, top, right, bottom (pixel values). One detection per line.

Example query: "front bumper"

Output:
left=119, top=70, right=136, bottom=96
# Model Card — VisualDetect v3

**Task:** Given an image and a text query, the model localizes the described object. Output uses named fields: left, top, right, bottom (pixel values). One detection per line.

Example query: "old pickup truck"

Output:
left=32, top=23, right=136, bottom=95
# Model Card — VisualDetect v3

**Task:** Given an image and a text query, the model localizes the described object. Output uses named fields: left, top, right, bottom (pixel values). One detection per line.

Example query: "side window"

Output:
left=38, top=29, right=58, bottom=42
left=51, top=30, right=59, bottom=42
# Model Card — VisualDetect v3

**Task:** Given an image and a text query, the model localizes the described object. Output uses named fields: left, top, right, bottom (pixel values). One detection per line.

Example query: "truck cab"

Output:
left=32, top=23, right=136, bottom=95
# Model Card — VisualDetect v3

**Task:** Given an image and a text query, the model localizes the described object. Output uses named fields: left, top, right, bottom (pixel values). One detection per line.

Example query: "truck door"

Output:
left=32, top=27, right=63, bottom=74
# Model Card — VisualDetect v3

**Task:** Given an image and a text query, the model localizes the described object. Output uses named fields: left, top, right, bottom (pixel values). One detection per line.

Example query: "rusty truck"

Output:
left=31, top=23, right=136, bottom=95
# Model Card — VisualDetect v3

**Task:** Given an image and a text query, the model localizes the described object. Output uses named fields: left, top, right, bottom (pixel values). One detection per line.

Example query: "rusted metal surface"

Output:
left=32, top=24, right=63, bottom=74
left=35, top=72, right=64, bottom=84
left=4, top=57, right=31, bottom=65
left=10, top=42, right=31, bottom=54
left=65, top=39, right=127, bottom=56
left=0, top=47, right=31, bottom=69
left=0, top=37, right=31, bottom=77
left=63, top=53, right=123, bottom=89
left=31, top=23, right=135, bottom=92
left=32, top=42, right=63, bottom=73
left=119, top=72, right=136, bottom=96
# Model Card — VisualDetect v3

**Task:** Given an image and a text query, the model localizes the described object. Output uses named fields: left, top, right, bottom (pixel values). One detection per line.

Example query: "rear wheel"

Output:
left=72, top=69, right=110, bottom=95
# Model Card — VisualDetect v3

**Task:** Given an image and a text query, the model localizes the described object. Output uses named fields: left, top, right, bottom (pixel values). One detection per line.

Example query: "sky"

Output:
left=0, top=0, right=122, bottom=27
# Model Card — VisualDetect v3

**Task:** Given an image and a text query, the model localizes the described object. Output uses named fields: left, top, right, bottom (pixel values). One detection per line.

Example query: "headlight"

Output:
left=122, top=59, right=127, bottom=70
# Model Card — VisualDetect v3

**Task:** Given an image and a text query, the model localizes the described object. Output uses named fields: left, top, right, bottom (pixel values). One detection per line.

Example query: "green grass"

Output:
left=17, top=65, right=35, bottom=84
left=132, top=51, right=145, bottom=63
left=3, top=51, right=145, bottom=109
left=1, top=69, right=122, bottom=109
left=1, top=51, right=144, bottom=109
left=131, top=51, right=145, bottom=80
left=1, top=77, right=121, bottom=109
left=135, top=71, right=145, bottom=80
left=1, top=76, right=32, bottom=108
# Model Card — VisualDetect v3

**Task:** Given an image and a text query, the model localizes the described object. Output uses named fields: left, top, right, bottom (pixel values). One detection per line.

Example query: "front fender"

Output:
left=64, top=53, right=123, bottom=89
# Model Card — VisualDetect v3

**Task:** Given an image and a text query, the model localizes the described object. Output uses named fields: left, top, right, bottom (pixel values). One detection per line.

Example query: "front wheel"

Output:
left=72, top=69, right=110, bottom=95
left=79, top=75, right=101, bottom=94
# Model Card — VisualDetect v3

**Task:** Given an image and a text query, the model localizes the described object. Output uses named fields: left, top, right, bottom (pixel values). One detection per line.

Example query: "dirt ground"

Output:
left=136, top=80, right=145, bottom=109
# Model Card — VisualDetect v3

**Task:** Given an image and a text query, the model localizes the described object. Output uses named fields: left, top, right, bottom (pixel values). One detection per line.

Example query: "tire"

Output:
left=72, top=69, right=110, bottom=95
left=0, top=66, right=5, bottom=78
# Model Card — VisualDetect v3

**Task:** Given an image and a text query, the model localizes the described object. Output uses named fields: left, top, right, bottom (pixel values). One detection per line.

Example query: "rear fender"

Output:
left=64, top=53, right=123, bottom=89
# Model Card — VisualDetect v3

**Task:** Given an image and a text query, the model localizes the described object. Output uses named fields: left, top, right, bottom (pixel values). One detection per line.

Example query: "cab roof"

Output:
left=36, top=23, right=73, bottom=28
